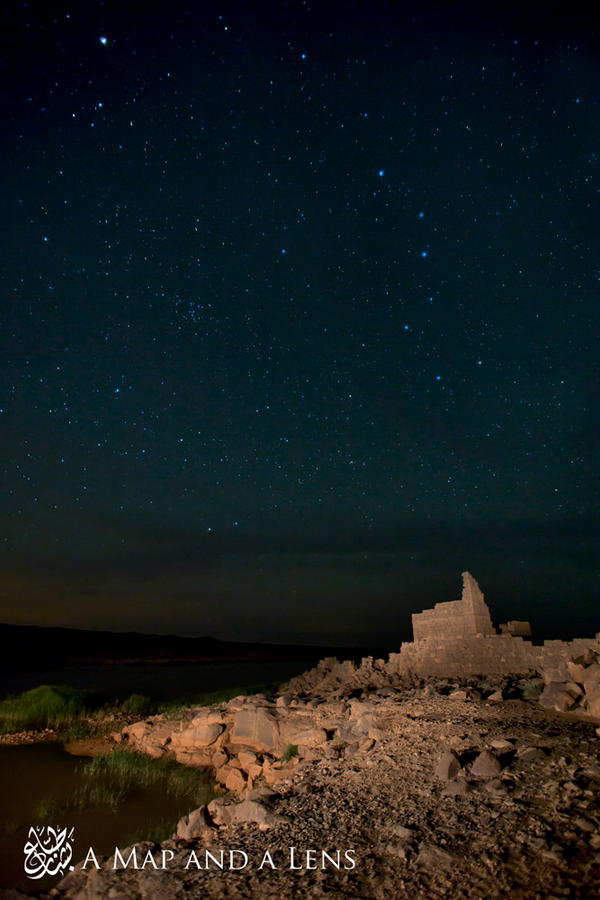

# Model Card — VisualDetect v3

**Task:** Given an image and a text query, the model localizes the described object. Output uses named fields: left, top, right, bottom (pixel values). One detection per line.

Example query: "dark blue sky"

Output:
left=1, top=0, right=598, bottom=645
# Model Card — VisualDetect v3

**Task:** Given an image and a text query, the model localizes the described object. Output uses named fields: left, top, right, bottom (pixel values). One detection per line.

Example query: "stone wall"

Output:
left=390, top=572, right=599, bottom=677
left=411, top=572, right=495, bottom=641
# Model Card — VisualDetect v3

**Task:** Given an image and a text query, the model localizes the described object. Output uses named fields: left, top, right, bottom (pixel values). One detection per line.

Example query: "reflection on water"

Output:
left=0, top=658, right=322, bottom=892
left=0, top=658, right=318, bottom=701
left=0, top=743, right=213, bottom=893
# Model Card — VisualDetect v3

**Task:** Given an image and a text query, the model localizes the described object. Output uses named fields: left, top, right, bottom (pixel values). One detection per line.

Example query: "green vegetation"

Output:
left=522, top=679, right=544, bottom=699
left=119, top=693, right=157, bottom=717
left=34, top=797, right=64, bottom=822
left=81, top=749, right=215, bottom=803
left=33, top=749, right=218, bottom=823
left=125, top=820, right=178, bottom=845
left=281, top=743, right=299, bottom=762
left=0, top=685, right=92, bottom=733
left=0, top=681, right=282, bottom=735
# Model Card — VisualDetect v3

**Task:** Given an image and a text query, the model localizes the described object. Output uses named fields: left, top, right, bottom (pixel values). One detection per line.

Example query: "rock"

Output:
left=281, top=726, right=328, bottom=747
left=543, top=663, right=570, bottom=684
left=585, top=683, right=600, bottom=718
left=128, top=721, right=151, bottom=741
left=567, top=660, right=587, bottom=685
left=435, top=751, right=461, bottom=781
left=224, top=767, right=246, bottom=793
left=574, top=816, right=595, bottom=833
left=449, top=690, right=469, bottom=701
left=172, top=748, right=214, bottom=767
left=211, top=750, right=228, bottom=769
left=582, top=664, right=600, bottom=693
left=483, top=778, right=507, bottom=794
left=539, top=683, right=577, bottom=712
left=487, top=690, right=504, bottom=703
left=516, top=746, right=547, bottom=762
left=171, top=721, right=223, bottom=748
left=208, top=798, right=285, bottom=830
left=237, top=749, right=259, bottom=771
left=416, top=843, right=454, bottom=870
left=471, top=750, right=502, bottom=778
left=176, top=805, right=213, bottom=840
left=489, top=739, right=514, bottom=753
left=230, top=708, right=280, bottom=753
left=442, top=780, right=470, bottom=796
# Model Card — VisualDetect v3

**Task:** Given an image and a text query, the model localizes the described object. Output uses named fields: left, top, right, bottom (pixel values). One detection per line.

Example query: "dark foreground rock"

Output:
left=43, top=688, right=600, bottom=900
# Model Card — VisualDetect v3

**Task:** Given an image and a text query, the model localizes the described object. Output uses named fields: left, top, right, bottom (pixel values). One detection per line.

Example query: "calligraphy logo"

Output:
left=23, top=825, right=75, bottom=879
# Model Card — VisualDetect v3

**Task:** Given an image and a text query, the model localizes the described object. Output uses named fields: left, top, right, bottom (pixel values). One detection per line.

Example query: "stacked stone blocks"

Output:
left=392, top=572, right=599, bottom=677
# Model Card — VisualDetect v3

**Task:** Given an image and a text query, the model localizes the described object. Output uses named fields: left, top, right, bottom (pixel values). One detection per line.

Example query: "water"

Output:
left=0, top=742, right=218, bottom=893
left=0, top=658, right=322, bottom=892
left=0, top=658, right=319, bottom=702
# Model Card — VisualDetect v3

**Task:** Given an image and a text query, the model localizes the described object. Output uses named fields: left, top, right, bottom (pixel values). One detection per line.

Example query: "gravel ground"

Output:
left=32, top=688, right=600, bottom=900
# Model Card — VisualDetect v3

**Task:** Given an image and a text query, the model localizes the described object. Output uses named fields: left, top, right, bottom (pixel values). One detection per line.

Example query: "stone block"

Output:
left=539, top=683, right=577, bottom=712
left=230, top=708, right=280, bottom=753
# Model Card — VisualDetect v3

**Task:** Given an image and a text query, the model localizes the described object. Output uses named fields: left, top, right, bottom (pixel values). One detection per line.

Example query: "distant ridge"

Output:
left=0, top=623, right=385, bottom=672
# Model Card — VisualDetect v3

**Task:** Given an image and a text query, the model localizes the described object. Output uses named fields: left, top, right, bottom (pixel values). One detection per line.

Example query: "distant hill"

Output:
left=0, top=623, right=385, bottom=671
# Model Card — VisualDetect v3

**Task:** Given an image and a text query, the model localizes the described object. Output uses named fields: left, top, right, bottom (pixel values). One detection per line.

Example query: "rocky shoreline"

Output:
left=7, top=654, right=592, bottom=900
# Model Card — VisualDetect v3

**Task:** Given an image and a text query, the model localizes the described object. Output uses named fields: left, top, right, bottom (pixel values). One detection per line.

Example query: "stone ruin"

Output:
left=388, top=572, right=599, bottom=677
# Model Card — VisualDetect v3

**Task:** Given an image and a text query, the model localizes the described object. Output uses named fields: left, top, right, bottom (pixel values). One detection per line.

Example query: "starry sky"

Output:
left=1, top=0, right=598, bottom=646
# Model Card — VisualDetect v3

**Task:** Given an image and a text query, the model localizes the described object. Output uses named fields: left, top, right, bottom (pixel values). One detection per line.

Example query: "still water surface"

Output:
left=0, top=742, right=215, bottom=893
left=0, top=658, right=320, bottom=892
left=0, top=657, right=319, bottom=700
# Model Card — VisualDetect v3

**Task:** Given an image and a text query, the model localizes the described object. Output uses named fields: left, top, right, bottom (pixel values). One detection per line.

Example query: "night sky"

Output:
left=1, top=0, right=598, bottom=647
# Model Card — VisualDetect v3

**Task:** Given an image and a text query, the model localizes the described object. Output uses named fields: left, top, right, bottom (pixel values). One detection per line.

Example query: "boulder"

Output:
left=471, top=750, right=502, bottom=778
left=127, top=722, right=151, bottom=742
left=170, top=722, right=223, bottom=748
left=237, top=750, right=259, bottom=772
left=567, top=660, right=587, bottom=685
left=208, top=798, right=285, bottom=830
left=173, top=748, right=214, bottom=767
left=224, top=768, right=246, bottom=793
left=582, top=664, right=600, bottom=693
left=230, top=708, right=280, bottom=753
left=516, top=746, right=547, bottom=762
left=585, top=683, right=600, bottom=719
left=539, top=683, right=577, bottom=712
left=435, top=751, right=461, bottom=781
left=543, top=663, right=569, bottom=684
left=176, top=805, right=213, bottom=840
left=280, top=725, right=328, bottom=747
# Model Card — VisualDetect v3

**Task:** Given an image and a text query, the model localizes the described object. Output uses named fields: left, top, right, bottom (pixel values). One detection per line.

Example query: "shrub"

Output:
left=281, top=743, right=299, bottom=762
left=119, top=694, right=156, bottom=717
left=0, top=685, right=91, bottom=733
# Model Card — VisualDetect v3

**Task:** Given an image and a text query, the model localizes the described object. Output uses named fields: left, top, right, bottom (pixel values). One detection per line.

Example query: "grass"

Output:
left=32, top=749, right=219, bottom=824
left=0, top=681, right=282, bottom=736
left=34, top=797, right=64, bottom=821
left=81, top=749, right=216, bottom=804
left=125, top=820, right=177, bottom=845
left=281, top=743, right=299, bottom=762
left=0, top=685, right=93, bottom=733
